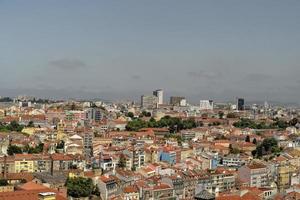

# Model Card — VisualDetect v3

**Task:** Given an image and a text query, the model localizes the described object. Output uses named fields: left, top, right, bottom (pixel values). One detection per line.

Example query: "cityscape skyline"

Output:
left=0, top=1, right=300, bottom=199
left=1, top=1, right=300, bottom=104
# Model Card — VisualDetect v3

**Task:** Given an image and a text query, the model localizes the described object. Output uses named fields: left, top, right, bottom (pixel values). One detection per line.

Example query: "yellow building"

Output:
left=68, top=170, right=84, bottom=178
left=14, top=160, right=34, bottom=173
left=181, top=148, right=193, bottom=160
left=14, top=154, right=36, bottom=173
left=277, top=163, right=292, bottom=192
left=38, top=192, right=56, bottom=200
left=0, top=186, right=14, bottom=193
left=21, top=127, right=36, bottom=135
left=0, top=109, right=5, bottom=119
left=56, top=121, right=67, bottom=141
left=145, top=148, right=159, bottom=163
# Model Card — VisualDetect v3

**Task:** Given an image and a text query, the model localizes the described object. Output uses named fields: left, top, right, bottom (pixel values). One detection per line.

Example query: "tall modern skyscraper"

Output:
left=237, top=98, right=245, bottom=111
left=153, top=89, right=163, bottom=105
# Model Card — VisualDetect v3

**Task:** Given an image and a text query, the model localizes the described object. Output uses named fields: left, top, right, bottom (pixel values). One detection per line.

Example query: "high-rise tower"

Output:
left=153, top=89, right=163, bottom=105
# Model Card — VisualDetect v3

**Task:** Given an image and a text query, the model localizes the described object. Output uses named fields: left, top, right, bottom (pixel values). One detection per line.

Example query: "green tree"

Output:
left=65, top=177, right=94, bottom=198
left=148, top=117, right=157, bottom=127
left=126, top=119, right=148, bottom=131
left=140, top=111, right=151, bottom=117
left=27, top=121, right=34, bottom=127
left=24, top=143, right=44, bottom=154
left=92, top=184, right=100, bottom=196
left=0, top=179, right=8, bottom=186
left=289, top=118, right=299, bottom=126
left=272, top=119, right=288, bottom=130
left=70, top=103, right=76, bottom=110
left=229, top=144, right=240, bottom=154
left=251, top=150, right=257, bottom=157
left=182, top=119, right=197, bottom=129
left=7, top=121, right=24, bottom=132
left=127, top=112, right=134, bottom=118
left=126, top=116, right=197, bottom=132
left=0, top=97, right=13, bottom=102
left=20, top=179, right=27, bottom=183
left=262, top=138, right=278, bottom=152
left=57, top=140, right=65, bottom=149
left=227, top=113, right=237, bottom=118
left=218, top=111, right=224, bottom=119
left=233, top=118, right=275, bottom=129
left=7, top=145, right=22, bottom=155
left=145, top=111, right=151, bottom=117
left=256, top=145, right=263, bottom=158
left=118, top=154, right=127, bottom=169
left=176, top=135, right=183, bottom=146
left=252, top=138, right=280, bottom=158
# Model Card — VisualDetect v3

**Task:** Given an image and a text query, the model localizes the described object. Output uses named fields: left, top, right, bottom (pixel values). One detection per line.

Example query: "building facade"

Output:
left=199, top=100, right=214, bottom=110
left=141, top=95, right=158, bottom=110
left=153, top=89, right=164, bottom=105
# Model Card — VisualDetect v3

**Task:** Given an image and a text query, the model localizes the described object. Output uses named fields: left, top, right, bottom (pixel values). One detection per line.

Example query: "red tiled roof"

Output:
left=153, top=183, right=171, bottom=190
left=51, top=153, right=73, bottom=161
left=247, top=163, right=266, bottom=169
left=0, top=190, right=66, bottom=200
left=99, top=175, right=117, bottom=183
left=84, top=171, right=96, bottom=178
left=20, top=115, right=46, bottom=121
left=18, top=181, right=48, bottom=190
left=14, top=154, right=50, bottom=161
left=123, top=186, right=138, bottom=193
left=274, top=156, right=287, bottom=162
left=6, top=173, right=34, bottom=182
left=217, top=191, right=260, bottom=200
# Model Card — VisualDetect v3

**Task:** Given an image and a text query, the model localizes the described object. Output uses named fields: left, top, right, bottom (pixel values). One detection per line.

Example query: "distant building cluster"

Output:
left=0, top=90, right=299, bottom=200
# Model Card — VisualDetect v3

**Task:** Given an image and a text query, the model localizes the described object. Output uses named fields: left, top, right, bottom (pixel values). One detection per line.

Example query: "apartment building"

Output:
left=196, top=168, right=236, bottom=194
left=98, top=175, right=119, bottom=200
left=222, top=154, right=247, bottom=168
left=14, top=154, right=51, bottom=173
left=238, top=163, right=268, bottom=187
left=141, top=95, right=158, bottom=110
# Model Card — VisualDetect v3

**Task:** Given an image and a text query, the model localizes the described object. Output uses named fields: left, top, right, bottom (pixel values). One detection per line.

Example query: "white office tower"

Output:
left=199, top=100, right=214, bottom=110
left=153, top=89, right=163, bottom=105
left=180, top=99, right=187, bottom=106
left=264, top=101, right=269, bottom=109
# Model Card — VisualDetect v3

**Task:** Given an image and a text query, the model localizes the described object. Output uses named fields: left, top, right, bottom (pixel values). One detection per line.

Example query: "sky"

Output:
left=0, top=0, right=300, bottom=104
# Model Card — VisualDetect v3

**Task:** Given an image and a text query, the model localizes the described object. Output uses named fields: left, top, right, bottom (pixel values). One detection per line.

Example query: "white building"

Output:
left=180, top=99, right=187, bottom=106
left=222, top=155, right=246, bottom=167
left=19, top=101, right=32, bottom=108
left=199, top=100, right=214, bottom=110
left=153, top=89, right=163, bottom=105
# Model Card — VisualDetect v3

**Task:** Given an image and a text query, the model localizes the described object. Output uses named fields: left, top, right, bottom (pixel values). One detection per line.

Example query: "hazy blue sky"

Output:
left=0, top=0, right=300, bottom=103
